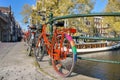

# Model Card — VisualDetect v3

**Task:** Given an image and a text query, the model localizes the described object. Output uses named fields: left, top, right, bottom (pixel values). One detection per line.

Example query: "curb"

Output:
left=34, top=59, right=57, bottom=80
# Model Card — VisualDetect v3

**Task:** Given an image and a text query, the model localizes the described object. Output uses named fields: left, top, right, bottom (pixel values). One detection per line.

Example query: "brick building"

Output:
left=0, top=6, right=22, bottom=42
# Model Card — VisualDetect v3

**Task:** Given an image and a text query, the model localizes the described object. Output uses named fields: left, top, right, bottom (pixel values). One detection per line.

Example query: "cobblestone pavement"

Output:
left=0, top=42, right=16, bottom=61
left=0, top=42, right=52, bottom=80
left=37, top=55, right=100, bottom=80
left=0, top=42, right=100, bottom=80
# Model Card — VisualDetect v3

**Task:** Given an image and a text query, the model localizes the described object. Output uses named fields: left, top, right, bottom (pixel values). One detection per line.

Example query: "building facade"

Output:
left=0, top=6, right=22, bottom=42
left=94, top=17, right=109, bottom=37
left=0, top=7, right=11, bottom=42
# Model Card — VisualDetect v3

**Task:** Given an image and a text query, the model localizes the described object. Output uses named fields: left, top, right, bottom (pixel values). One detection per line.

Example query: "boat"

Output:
left=75, top=42, right=120, bottom=53
left=64, top=41, right=120, bottom=53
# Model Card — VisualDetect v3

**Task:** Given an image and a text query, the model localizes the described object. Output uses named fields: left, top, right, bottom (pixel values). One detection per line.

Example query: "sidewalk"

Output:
left=36, top=53, right=100, bottom=80
left=0, top=42, right=100, bottom=80
left=0, top=42, right=52, bottom=80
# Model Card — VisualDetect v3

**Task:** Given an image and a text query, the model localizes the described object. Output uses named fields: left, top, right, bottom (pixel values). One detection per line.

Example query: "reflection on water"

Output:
left=74, top=49, right=120, bottom=80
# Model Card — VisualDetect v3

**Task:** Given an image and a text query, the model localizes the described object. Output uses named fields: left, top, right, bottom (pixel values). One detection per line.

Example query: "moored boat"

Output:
left=75, top=42, right=120, bottom=53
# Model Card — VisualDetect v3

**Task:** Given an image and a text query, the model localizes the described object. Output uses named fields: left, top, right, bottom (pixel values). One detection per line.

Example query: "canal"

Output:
left=74, top=49, right=120, bottom=80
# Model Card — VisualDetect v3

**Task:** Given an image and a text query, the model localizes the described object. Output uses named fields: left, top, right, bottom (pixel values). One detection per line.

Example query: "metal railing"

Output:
left=48, top=12, right=120, bottom=23
left=47, top=12, right=120, bottom=64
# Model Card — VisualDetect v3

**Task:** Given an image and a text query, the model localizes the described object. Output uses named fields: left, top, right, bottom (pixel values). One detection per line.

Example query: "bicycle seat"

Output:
left=54, top=21, right=64, bottom=27
left=69, top=28, right=76, bottom=34
left=30, top=25, right=37, bottom=30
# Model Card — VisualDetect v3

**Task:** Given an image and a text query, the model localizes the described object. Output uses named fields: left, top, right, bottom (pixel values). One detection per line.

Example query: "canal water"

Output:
left=74, top=49, right=120, bottom=80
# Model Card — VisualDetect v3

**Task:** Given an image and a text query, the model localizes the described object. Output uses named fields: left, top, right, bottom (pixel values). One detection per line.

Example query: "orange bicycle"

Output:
left=35, top=22, right=77, bottom=77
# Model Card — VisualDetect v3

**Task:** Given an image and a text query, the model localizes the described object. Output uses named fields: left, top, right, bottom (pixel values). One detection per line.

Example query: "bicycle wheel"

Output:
left=27, top=39, right=33, bottom=56
left=27, top=45, right=32, bottom=56
left=35, top=38, right=46, bottom=61
left=52, top=34, right=77, bottom=77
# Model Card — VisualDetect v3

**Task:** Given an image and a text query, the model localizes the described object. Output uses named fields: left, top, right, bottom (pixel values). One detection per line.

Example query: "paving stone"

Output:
left=0, top=42, right=52, bottom=80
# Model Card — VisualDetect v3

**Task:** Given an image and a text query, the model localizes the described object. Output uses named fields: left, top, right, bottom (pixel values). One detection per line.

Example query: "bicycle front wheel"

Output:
left=52, top=34, right=77, bottom=77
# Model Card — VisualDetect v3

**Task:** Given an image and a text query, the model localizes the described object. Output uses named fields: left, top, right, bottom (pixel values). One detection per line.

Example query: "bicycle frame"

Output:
left=36, top=24, right=76, bottom=60
left=34, top=12, right=120, bottom=77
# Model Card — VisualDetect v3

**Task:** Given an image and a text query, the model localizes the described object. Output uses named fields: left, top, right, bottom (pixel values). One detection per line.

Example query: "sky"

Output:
left=91, top=0, right=108, bottom=12
left=0, top=0, right=108, bottom=30
left=0, top=0, right=36, bottom=30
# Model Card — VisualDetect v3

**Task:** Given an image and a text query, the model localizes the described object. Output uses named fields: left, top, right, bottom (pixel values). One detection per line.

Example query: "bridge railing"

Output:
left=46, top=12, right=120, bottom=65
left=47, top=12, right=120, bottom=41
left=48, top=12, right=120, bottom=23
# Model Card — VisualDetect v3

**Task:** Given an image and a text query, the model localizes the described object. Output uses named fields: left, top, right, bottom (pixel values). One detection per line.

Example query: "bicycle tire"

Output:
left=52, top=34, right=77, bottom=77
left=27, top=45, right=32, bottom=56
left=35, top=38, right=46, bottom=61
left=27, top=39, right=34, bottom=56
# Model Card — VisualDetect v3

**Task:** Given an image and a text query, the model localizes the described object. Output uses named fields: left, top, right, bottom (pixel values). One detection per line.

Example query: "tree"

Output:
left=20, top=4, right=32, bottom=24
left=72, top=0, right=95, bottom=14
left=68, top=0, right=95, bottom=35
left=30, top=0, right=95, bottom=34
left=35, top=0, right=95, bottom=16
left=104, top=0, right=120, bottom=37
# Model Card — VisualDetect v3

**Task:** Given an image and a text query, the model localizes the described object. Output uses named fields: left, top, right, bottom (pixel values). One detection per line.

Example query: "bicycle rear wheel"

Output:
left=35, top=38, right=46, bottom=61
left=27, top=38, right=35, bottom=56
left=52, top=34, right=77, bottom=77
left=27, top=45, right=32, bottom=56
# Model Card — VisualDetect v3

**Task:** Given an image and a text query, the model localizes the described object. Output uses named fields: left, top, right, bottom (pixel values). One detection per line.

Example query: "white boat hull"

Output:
left=68, top=43, right=120, bottom=53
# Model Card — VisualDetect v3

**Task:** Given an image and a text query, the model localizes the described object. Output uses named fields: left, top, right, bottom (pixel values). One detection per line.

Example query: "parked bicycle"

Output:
left=27, top=25, right=37, bottom=56
left=35, top=20, right=77, bottom=77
